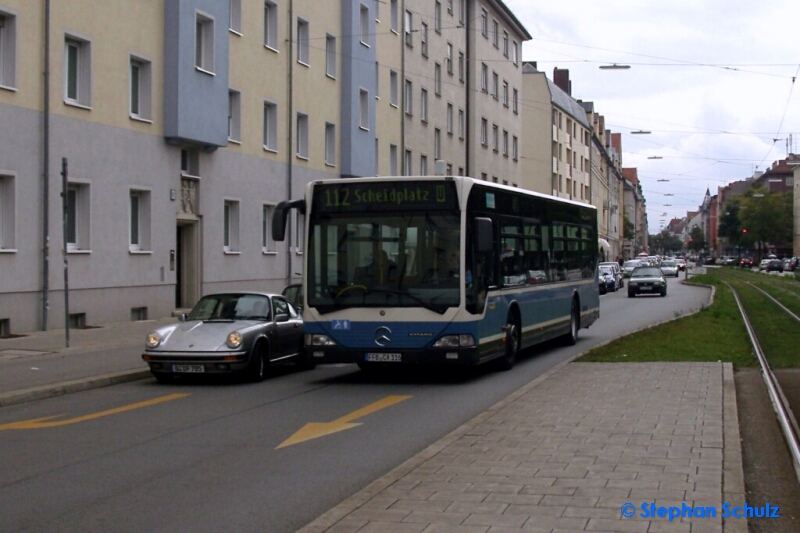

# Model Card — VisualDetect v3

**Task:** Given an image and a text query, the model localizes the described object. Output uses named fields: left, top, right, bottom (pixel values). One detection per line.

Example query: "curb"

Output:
left=0, top=368, right=153, bottom=407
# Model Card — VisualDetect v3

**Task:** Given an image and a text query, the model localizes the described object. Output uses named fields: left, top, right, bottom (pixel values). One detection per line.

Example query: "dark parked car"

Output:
left=627, top=266, right=667, bottom=298
left=766, top=259, right=784, bottom=273
left=142, top=292, right=309, bottom=383
left=739, top=257, right=753, bottom=268
left=598, top=275, right=608, bottom=295
left=599, top=266, right=617, bottom=292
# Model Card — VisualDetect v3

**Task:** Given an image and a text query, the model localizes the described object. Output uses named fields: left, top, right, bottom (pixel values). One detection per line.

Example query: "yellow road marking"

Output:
left=0, top=393, right=190, bottom=430
left=277, top=395, right=412, bottom=449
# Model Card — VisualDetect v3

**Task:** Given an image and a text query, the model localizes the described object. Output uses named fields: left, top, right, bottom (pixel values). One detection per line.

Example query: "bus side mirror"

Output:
left=272, top=199, right=305, bottom=242
left=474, top=217, right=493, bottom=253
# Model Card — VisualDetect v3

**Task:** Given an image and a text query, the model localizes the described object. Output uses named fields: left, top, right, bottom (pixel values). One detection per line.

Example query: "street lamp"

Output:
left=648, top=156, right=663, bottom=159
left=599, top=64, right=631, bottom=70
left=657, top=179, right=669, bottom=182
left=664, top=193, right=674, bottom=196
left=631, top=130, right=651, bottom=134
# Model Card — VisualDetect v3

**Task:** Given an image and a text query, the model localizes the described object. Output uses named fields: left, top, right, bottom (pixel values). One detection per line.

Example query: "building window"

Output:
left=481, top=118, right=488, bottom=146
left=458, top=109, right=464, bottom=139
left=195, top=12, right=214, bottom=72
left=434, top=62, right=441, bottom=95
left=434, top=128, right=441, bottom=159
left=325, top=122, right=336, bottom=165
left=66, top=183, right=90, bottom=251
left=442, top=105, right=451, bottom=136
left=481, top=63, right=488, bottom=92
left=404, top=79, right=412, bottom=115
left=181, top=148, right=200, bottom=176
left=0, top=173, right=15, bottom=250
left=374, top=138, right=379, bottom=175
left=375, top=61, right=380, bottom=97
left=420, top=22, right=428, bottom=57
left=503, top=31, right=508, bottom=57
left=129, top=56, right=152, bottom=120
left=446, top=42, right=453, bottom=74
left=0, top=11, right=17, bottom=89
left=420, top=155, right=427, bottom=176
left=512, top=41, right=518, bottom=65
left=447, top=0, right=453, bottom=14
left=420, top=88, right=428, bottom=122
left=459, top=0, right=465, bottom=23
left=228, top=89, right=241, bottom=142
left=513, top=88, right=518, bottom=114
left=502, top=130, right=508, bottom=156
left=297, top=19, right=309, bottom=65
left=264, top=1, right=278, bottom=50
left=512, top=135, right=518, bottom=160
left=404, top=10, right=412, bottom=46
left=360, top=4, right=370, bottom=46
left=390, top=69, right=398, bottom=106
left=295, top=212, right=304, bottom=252
left=434, top=0, right=442, bottom=32
left=502, top=81, right=508, bottom=107
left=404, top=149, right=412, bottom=176
left=492, top=19, right=499, bottom=47
left=390, top=143, right=398, bottom=175
left=492, top=124, right=499, bottom=152
left=390, top=0, right=398, bottom=32
left=480, top=9, right=487, bottom=37
left=223, top=200, right=240, bottom=252
left=359, top=89, right=369, bottom=129
left=262, top=204, right=275, bottom=252
left=64, top=36, right=91, bottom=107
left=263, top=101, right=277, bottom=151
left=492, top=72, right=498, bottom=99
left=458, top=51, right=464, bottom=83
left=229, top=0, right=242, bottom=33
left=296, top=112, right=309, bottom=158
left=492, top=176, right=498, bottom=184
left=481, top=173, right=487, bottom=181
left=326, top=34, right=336, bottom=77
left=129, top=190, right=151, bottom=252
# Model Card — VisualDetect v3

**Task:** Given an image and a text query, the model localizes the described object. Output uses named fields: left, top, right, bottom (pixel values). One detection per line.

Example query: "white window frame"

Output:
left=434, top=128, right=441, bottom=159
left=512, top=41, right=518, bottom=65
left=129, top=55, right=152, bottom=121
left=359, top=88, right=369, bottom=130
left=262, top=204, right=276, bottom=253
left=390, top=143, right=398, bottom=175
left=434, top=0, right=442, bottom=32
left=296, top=112, right=309, bottom=159
left=446, top=42, right=452, bottom=74
left=502, top=80, right=508, bottom=107
left=326, top=34, right=336, bottom=77
left=294, top=211, right=305, bottom=253
left=223, top=199, right=240, bottom=253
left=480, top=63, right=488, bottom=92
left=458, top=109, right=464, bottom=139
left=481, top=118, right=488, bottom=146
left=229, top=0, right=242, bottom=34
left=404, top=78, right=412, bottom=115
left=263, top=100, right=278, bottom=151
left=375, top=61, right=380, bottom=98
left=0, top=172, right=16, bottom=251
left=66, top=182, right=90, bottom=252
left=404, top=149, right=412, bottom=176
left=512, top=135, right=518, bottom=161
left=420, top=22, right=428, bottom=57
left=420, top=88, right=428, bottom=122
left=492, top=124, right=499, bottom=152
left=459, top=0, right=465, bottom=24
left=492, top=19, right=499, bottom=48
left=434, top=62, right=441, bottom=95
left=325, top=122, right=336, bottom=166
left=228, top=89, right=241, bottom=142
left=297, top=18, right=310, bottom=65
left=0, top=10, right=17, bottom=90
left=480, top=9, right=488, bottom=37
left=389, top=69, right=398, bottom=107
left=390, top=0, right=399, bottom=33
left=503, top=31, right=509, bottom=57
left=502, top=130, right=508, bottom=156
left=195, top=11, right=215, bottom=73
left=420, top=155, right=428, bottom=176
left=360, top=4, right=370, bottom=46
left=458, top=51, right=464, bottom=83
left=64, top=34, right=91, bottom=107
left=264, top=1, right=278, bottom=50
left=492, top=71, right=498, bottom=99
left=129, top=189, right=151, bottom=253
left=404, top=10, right=412, bottom=46
left=513, top=88, right=518, bottom=114
left=446, top=103, right=453, bottom=134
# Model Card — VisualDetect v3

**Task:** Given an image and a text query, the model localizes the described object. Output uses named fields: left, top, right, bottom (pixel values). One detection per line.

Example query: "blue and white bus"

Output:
left=273, top=176, right=599, bottom=371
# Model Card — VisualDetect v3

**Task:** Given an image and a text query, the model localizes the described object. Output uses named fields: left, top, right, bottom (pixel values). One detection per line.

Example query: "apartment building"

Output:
left=0, top=0, right=530, bottom=333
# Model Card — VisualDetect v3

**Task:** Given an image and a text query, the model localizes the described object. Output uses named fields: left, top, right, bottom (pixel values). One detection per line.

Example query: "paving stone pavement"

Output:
left=297, top=362, right=745, bottom=533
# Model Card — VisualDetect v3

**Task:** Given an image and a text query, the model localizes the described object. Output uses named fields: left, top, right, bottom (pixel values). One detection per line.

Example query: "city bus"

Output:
left=272, top=176, right=599, bottom=371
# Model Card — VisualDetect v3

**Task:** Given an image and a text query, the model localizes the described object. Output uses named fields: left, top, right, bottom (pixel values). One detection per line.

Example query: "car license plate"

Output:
left=171, top=364, right=205, bottom=373
left=365, top=353, right=402, bottom=362
left=640, top=286, right=652, bottom=291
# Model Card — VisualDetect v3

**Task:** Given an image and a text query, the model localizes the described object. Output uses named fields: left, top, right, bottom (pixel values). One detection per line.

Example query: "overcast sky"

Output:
left=509, top=0, right=800, bottom=233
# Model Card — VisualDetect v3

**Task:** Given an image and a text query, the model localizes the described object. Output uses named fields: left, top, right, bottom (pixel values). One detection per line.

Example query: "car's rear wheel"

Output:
left=246, top=341, right=267, bottom=382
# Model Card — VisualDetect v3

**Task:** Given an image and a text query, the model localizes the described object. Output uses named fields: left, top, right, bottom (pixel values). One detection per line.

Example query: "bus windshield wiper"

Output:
left=367, top=288, right=449, bottom=315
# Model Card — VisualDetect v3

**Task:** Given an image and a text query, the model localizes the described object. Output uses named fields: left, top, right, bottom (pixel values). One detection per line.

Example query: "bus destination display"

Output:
left=314, top=181, right=458, bottom=212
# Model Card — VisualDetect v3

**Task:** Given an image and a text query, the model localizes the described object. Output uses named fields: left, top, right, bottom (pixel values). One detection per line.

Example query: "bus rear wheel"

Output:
left=563, top=299, right=580, bottom=346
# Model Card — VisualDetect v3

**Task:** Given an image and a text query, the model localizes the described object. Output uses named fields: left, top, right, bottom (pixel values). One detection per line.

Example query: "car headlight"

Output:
left=433, top=334, right=475, bottom=348
left=145, top=332, right=161, bottom=349
left=226, top=331, right=242, bottom=349
left=305, top=334, right=337, bottom=346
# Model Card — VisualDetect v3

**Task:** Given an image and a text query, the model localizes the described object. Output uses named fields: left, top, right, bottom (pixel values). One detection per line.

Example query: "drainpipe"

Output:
left=400, top=0, right=405, bottom=174
left=285, top=0, right=294, bottom=287
left=464, top=0, right=471, bottom=176
left=42, top=0, right=51, bottom=330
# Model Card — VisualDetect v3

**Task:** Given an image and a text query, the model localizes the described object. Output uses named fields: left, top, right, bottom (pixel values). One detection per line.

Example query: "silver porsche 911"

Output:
left=142, top=292, right=310, bottom=383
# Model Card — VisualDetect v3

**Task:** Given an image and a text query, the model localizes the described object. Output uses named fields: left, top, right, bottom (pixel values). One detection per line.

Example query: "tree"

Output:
left=648, top=230, right=683, bottom=255
left=688, top=225, right=706, bottom=252
left=623, top=218, right=635, bottom=240
left=738, top=189, right=792, bottom=256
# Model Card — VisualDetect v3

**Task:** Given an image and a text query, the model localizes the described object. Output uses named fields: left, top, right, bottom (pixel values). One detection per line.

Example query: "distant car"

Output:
left=621, top=260, right=641, bottom=277
left=142, top=292, right=309, bottom=383
left=599, top=266, right=618, bottom=292
left=660, top=260, right=680, bottom=278
left=599, top=262, right=624, bottom=288
left=627, top=266, right=667, bottom=298
left=676, top=258, right=687, bottom=271
left=789, top=257, right=799, bottom=271
left=759, top=259, right=771, bottom=271
left=598, top=275, right=608, bottom=295
left=739, top=258, right=753, bottom=268
left=766, top=259, right=784, bottom=273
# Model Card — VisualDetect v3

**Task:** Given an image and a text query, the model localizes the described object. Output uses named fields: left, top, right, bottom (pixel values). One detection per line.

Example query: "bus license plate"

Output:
left=365, top=353, right=402, bottom=362
left=171, top=364, right=205, bottom=373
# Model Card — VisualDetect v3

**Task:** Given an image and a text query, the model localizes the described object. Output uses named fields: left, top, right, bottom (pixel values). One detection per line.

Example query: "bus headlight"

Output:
left=305, top=334, right=337, bottom=346
left=433, top=334, right=475, bottom=348
left=226, top=331, right=242, bottom=349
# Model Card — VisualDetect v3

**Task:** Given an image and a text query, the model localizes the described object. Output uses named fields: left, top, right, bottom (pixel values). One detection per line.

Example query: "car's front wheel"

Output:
left=628, top=291, right=635, bottom=298
left=246, top=341, right=267, bottom=383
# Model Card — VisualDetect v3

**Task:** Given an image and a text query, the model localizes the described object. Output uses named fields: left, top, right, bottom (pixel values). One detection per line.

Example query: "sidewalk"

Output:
left=0, top=317, right=176, bottom=406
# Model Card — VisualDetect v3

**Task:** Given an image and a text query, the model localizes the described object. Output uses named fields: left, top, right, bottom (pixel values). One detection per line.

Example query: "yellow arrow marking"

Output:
left=277, top=395, right=411, bottom=449
left=0, top=393, right=190, bottom=430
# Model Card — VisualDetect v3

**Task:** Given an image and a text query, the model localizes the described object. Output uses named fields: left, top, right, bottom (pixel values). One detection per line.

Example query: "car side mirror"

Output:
left=178, top=313, right=187, bottom=322
left=275, top=313, right=289, bottom=323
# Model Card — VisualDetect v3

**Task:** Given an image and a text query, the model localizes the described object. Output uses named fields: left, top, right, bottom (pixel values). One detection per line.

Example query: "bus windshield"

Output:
left=307, top=210, right=462, bottom=314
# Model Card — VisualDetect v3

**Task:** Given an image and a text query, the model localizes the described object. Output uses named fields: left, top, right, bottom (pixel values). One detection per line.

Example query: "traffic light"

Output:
left=742, top=228, right=747, bottom=234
